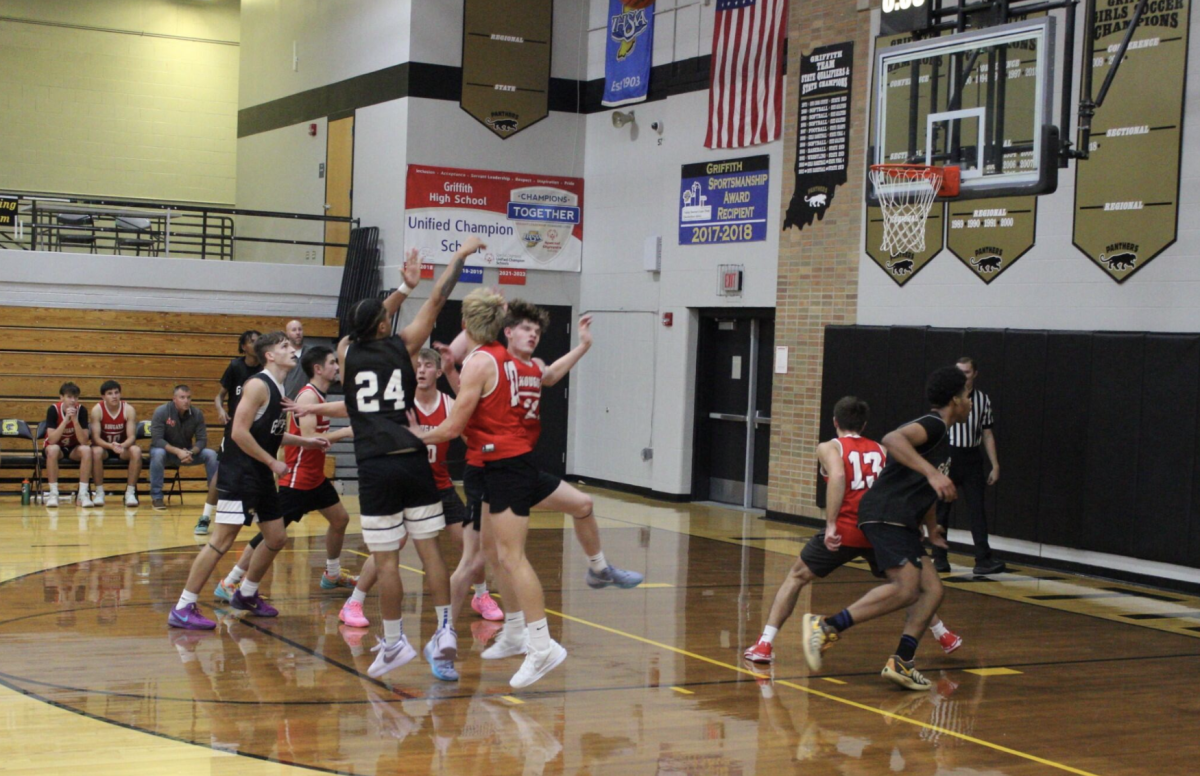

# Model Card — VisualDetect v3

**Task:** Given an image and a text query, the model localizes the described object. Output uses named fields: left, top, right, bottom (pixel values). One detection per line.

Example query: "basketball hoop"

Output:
left=869, top=164, right=959, bottom=257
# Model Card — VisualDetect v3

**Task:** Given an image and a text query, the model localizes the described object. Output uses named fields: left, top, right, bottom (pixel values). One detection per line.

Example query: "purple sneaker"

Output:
left=231, top=589, right=279, bottom=617
left=168, top=602, right=216, bottom=630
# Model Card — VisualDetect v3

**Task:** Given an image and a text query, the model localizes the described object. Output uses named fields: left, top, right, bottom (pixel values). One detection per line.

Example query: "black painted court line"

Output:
left=1099, top=586, right=1187, bottom=602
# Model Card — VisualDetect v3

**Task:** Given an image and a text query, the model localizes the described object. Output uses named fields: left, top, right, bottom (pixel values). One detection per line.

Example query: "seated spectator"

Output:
left=89, top=380, right=142, bottom=508
left=150, top=385, right=218, bottom=510
left=44, top=381, right=94, bottom=509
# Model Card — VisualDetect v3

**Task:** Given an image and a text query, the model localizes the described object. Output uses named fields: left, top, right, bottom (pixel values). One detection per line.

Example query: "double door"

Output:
left=692, top=310, right=775, bottom=509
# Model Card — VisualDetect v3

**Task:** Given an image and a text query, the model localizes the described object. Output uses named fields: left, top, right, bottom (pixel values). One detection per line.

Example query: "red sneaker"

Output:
left=471, top=592, right=504, bottom=621
left=936, top=629, right=963, bottom=654
left=743, top=639, right=774, bottom=664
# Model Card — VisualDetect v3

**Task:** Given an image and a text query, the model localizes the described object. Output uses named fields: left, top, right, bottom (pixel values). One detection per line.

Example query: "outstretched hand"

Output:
left=402, top=249, right=422, bottom=290
left=461, top=236, right=486, bottom=255
left=578, top=314, right=594, bottom=348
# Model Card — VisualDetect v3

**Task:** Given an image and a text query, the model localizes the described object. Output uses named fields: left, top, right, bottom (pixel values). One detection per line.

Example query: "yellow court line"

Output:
left=343, top=546, right=1100, bottom=775
left=669, top=686, right=694, bottom=695
left=501, top=695, right=524, bottom=705
left=820, top=677, right=847, bottom=685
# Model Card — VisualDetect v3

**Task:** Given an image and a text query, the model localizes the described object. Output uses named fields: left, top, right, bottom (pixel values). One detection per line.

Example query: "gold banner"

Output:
left=460, top=0, right=553, bottom=140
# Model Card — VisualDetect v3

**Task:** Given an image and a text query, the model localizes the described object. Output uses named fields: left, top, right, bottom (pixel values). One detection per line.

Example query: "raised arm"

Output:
left=817, top=440, right=846, bottom=551
left=400, top=237, right=485, bottom=355
left=382, top=249, right=423, bottom=319
left=541, top=314, right=592, bottom=387
left=414, top=354, right=490, bottom=445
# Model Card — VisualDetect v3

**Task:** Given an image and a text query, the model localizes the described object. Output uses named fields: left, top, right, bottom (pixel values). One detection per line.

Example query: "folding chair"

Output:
left=0, top=419, right=41, bottom=502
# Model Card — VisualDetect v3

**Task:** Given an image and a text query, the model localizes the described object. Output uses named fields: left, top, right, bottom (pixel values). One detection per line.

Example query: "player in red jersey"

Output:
left=43, top=381, right=94, bottom=508
left=743, top=396, right=962, bottom=665
left=88, top=380, right=141, bottom=507
left=213, top=345, right=360, bottom=603
left=416, top=288, right=567, bottom=688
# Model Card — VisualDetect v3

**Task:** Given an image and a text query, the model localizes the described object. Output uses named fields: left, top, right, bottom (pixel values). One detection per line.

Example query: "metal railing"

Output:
left=0, top=191, right=359, bottom=261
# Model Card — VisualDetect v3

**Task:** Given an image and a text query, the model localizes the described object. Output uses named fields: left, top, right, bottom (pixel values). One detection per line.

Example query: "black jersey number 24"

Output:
left=355, top=370, right=406, bottom=412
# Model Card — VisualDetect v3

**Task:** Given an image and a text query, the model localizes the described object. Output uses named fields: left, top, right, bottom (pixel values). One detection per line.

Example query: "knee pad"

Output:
left=248, top=533, right=265, bottom=549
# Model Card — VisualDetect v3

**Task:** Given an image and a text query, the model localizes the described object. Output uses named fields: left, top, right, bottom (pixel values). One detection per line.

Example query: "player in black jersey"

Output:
left=801, top=366, right=971, bottom=691
left=296, top=238, right=483, bottom=681
left=168, top=331, right=330, bottom=630
left=196, top=330, right=262, bottom=536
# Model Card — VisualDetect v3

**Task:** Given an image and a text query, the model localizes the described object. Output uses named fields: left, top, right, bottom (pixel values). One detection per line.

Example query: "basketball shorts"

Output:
left=358, top=453, right=444, bottom=551
left=216, top=481, right=282, bottom=527
left=480, top=453, right=561, bottom=518
left=42, top=442, right=80, bottom=461
left=859, top=522, right=927, bottom=572
left=278, top=478, right=341, bottom=525
left=799, top=533, right=883, bottom=579
left=439, top=486, right=470, bottom=528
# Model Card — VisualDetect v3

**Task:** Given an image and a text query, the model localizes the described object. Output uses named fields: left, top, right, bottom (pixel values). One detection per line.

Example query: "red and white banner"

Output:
left=405, top=165, right=584, bottom=273
left=705, top=0, right=788, bottom=150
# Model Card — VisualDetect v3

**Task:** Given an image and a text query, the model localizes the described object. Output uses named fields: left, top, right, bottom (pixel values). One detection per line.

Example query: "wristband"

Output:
left=398, top=282, right=414, bottom=296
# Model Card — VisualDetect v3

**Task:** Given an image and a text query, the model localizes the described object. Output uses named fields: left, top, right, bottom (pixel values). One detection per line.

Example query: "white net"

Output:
left=870, top=166, right=944, bottom=257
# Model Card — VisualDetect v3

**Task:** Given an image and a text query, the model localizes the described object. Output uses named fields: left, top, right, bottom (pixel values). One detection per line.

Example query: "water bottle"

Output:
left=21, top=479, right=31, bottom=505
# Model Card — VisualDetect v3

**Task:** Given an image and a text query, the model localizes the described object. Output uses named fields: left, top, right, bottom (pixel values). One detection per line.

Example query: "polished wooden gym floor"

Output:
left=3, top=488, right=1199, bottom=775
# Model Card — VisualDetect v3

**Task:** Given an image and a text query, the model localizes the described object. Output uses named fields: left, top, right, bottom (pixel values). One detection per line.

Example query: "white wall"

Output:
left=0, top=249, right=342, bottom=316
left=858, top=7, right=1200, bottom=333
left=0, top=0, right=239, bottom=204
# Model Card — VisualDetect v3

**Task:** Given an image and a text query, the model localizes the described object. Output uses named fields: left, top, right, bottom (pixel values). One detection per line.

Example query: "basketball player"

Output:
left=43, top=382, right=94, bottom=508
left=335, top=240, right=481, bottom=680
left=88, top=380, right=141, bottom=507
left=743, top=396, right=961, bottom=665
left=195, top=330, right=262, bottom=535
left=414, top=288, right=568, bottom=689
left=213, top=345, right=358, bottom=602
left=799, top=366, right=970, bottom=690
left=167, top=331, right=329, bottom=630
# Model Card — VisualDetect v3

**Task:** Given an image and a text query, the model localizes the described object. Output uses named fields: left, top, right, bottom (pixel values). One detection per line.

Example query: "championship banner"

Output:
left=947, top=196, right=1037, bottom=283
left=1073, top=0, right=1191, bottom=282
left=784, top=41, right=853, bottom=230
left=0, top=196, right=16, bottom=227
left=461, top=0, right=553, bottom=139
left=603, top=0, right=655, bottom=107
left=405, top=165, right=583, bottom=272
left=679, top=155, right=770, bottom=245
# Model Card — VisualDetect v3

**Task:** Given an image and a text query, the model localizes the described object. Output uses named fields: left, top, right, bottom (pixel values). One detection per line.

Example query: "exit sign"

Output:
left=719, top=263, right=744, bottom=296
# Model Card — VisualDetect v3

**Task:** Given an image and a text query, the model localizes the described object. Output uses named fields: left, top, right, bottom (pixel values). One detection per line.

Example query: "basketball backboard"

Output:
left=869, top=17, right=1059, bottom=203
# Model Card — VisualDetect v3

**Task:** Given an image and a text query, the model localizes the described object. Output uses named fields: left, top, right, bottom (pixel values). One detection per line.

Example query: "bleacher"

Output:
left=0, top=306, right=340, bottom=498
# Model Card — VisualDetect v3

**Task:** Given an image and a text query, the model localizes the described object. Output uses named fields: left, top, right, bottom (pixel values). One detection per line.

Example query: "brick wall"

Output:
left=769, top=0, right=873, bottom=519
left=0, top=7, right=238, bottom=204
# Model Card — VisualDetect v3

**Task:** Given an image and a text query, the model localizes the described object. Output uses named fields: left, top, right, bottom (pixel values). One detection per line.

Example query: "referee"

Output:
left=933, top=356, right=1006, bottom=576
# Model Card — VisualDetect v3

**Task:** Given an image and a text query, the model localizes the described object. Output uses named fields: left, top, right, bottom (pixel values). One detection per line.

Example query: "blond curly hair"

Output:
left=461, top=288, right=507, bottom=345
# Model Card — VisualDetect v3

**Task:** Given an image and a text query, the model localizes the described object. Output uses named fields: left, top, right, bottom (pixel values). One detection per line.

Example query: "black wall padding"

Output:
left=820, top=325, right=1200, bottom=570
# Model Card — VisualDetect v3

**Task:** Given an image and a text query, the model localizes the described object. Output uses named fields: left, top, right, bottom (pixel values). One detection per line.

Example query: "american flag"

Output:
left=705, top=0, right=788, bottom=149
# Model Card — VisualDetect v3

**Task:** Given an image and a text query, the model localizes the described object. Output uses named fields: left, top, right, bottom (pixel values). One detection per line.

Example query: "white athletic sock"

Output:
left=50, top=483, right=59, bottom=495
left=223, top=566, right=246, bottom=587
left=930, top=620, right=948, bottom=638
left=383, top=618, right=404, bottom=646
left=350, top=588, right=367, bottom=605
left=176, top=590, right=198, bottom=610
left=239, top=579, right=260, bottom=598
left=434, top=605, right=452, bottom=630
left=761, top=625, right=779, bottom=645
left=473, top=582, right=489, bottom=597
left=587, top=552, right=608, bottom=573
left=78, top=481, right=89, bottom=494
left=126, top=485, right=136, bottom=495
left=503, top=611, right=526, bottom=641
left=326, top=558, right=341, bottom=577
left=95, top=486, right=105, bottom=497
left=203, top=503, right=215, bottom=518
left=528, top=618, right=550, bottom=652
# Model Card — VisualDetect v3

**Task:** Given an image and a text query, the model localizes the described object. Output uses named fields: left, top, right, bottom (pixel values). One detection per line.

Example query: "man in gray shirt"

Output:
left=283, top=319, right=307, bottom=399
left=149, top=384, right=219, bottom=510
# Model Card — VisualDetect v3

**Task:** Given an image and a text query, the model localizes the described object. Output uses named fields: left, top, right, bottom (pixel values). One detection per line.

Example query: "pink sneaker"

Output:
left=340, top=598, right=370, bottom=628
left=471, top=592, right=503, bottom=621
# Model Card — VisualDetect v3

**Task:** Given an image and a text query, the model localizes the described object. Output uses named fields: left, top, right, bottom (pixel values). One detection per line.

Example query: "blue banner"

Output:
left=603, top=0, right=654, bottom=108
left=679, top=155, right=770, bottom=245
left=459, top=266, right=484, bottom=284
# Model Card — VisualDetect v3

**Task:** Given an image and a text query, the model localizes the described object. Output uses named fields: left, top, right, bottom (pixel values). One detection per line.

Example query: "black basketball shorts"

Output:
left=216, top=478, right=282, bottom=527
left=799, top=533, right=883, bottom=579
left=278, top=478, right=341, bottom=526
left=859, top=522, right=927, bottom=573
left=357, top=453, right=444, bottom=550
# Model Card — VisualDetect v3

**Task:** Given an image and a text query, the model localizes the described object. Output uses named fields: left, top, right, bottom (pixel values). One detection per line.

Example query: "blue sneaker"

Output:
left=424, top=638, right=459, bottom=682
left=586, top=565, right=644, bottom=589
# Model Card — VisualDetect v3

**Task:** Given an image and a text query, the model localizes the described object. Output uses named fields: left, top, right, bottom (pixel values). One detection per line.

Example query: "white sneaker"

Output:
left=482, top=628, right=529, bottom=660
left=45, top=493, right=59, bottom=508
left=78, top=492, right=94, bottom=508
left=428, top=626, right=458, bottom=662
left=367, top=636, right=417, bottom=678
left=509, top=640, right=567, bottom=689
left=92, top=490, right=106, bottom=506
left=125, top=491, right=139, bottom=508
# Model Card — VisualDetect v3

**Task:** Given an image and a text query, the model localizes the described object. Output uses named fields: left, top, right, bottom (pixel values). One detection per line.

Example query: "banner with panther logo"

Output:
left=603, top=0, right=655, bottom=107
left=1072, top=0, right=1191, bottom=282
left=461, top=0, right=553, bottom=140
left=947, top=196, right=1037, bottom=283
left=405, top=165, right=584, bottom=272
left=784, top=41, right=853, bottom=231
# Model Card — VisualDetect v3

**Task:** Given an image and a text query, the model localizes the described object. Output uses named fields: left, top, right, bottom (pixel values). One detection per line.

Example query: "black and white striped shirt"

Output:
left=947, top=389, right=993, bottom=448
